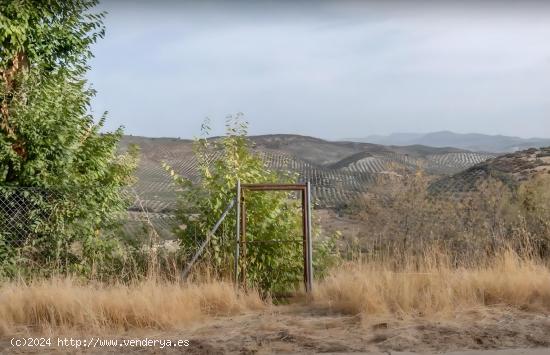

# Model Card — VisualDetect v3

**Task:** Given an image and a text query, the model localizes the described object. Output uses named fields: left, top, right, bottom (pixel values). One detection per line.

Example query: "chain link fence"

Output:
left=0, top=185, right=181, bottom=278
left=0, top=186, right=178, bottom=243
left=0, top=184, right=319, bottom=283
left=0, top=186, right=61, bottom=249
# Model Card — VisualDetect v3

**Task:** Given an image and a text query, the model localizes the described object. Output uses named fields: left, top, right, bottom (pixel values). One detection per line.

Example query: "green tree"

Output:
left=165, top=115, right=305, bottom=292
left=166, top=115, right=339, bottom=292
left=0, top=0, right=137, bottom=277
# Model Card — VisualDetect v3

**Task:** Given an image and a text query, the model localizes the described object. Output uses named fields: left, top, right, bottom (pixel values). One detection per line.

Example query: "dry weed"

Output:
left=314, top=249, right=550, bottom=317
left=0, top=278, right=265, bottom=334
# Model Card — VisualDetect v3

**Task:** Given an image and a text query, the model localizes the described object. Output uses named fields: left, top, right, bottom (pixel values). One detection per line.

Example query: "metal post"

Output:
left=181, top=197, right=235, bottom=281
left=306, top=181, right=313, bottom=292
left=234, top=180, right=241, bottom=287
left=235, top=182, right=314, bottom=293
left=241, top=190, right=247, bottom=290
left=301, top=187, right=309, bottom=292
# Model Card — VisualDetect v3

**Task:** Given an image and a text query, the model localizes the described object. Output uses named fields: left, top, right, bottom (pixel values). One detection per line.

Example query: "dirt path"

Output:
left=2, top=304, right=550, bottom=354
left=185, top=304, right=550, bottom=354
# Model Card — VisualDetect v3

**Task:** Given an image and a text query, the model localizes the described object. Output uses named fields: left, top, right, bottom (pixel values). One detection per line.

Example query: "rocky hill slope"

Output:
left=429, top=146, right=550, bottom=193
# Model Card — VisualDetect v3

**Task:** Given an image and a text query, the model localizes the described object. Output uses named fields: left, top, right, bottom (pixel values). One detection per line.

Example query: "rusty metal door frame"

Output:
left=234, top=180, right=313, bottom=293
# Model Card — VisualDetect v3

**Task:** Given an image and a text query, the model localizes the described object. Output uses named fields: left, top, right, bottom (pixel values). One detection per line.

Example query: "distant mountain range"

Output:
left=346, top=131, right=550, bottom=153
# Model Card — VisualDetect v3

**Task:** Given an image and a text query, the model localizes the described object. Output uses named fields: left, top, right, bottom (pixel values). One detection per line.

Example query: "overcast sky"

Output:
left=88, top=0, right=550, bottom=139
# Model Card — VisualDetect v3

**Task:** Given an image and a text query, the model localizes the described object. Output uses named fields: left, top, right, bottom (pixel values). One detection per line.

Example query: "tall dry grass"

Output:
left=314, top=249, right=550, bottom=317
left=2, top=174, right=549, bottom=334
left=2, top=253, right=549, bottom=334
left=346, top=172, right=550, bottom=266
left=315, top=174, right=550, bottom=318
left=0, top=278, right=265, bottom=335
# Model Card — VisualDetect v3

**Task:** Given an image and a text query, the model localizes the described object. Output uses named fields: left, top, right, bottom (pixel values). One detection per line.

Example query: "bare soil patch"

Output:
left=3, top=305, right=549, bottom=354
left=183, top=305, right=550, bottom=354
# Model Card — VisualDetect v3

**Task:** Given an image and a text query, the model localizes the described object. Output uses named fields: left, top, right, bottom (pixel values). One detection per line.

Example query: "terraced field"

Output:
left=425, top=152, right=494, bottom=172
left=118, top=137, right=550, bottom=240
left=429, top=147, right=550, bottom=194
left=120, top=135, right=496, bottom=214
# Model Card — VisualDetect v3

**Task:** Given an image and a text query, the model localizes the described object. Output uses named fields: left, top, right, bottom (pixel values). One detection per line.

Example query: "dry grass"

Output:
left=314, top=249, right=550, bottom=317
left=2, top=250, right=549, bottom=336
left=0, top=278, right=265, bottom=335
left=317, top=174, right=550, bottom=319
left=348, top=173, right=550, bottom=263
left=1, top=176, right=549, bottom=336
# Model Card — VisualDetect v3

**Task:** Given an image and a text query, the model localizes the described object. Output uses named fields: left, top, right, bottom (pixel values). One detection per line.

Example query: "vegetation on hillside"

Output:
left=124, top=134, right=497, bottom=212
left=348, top=171, right=550, bottom=263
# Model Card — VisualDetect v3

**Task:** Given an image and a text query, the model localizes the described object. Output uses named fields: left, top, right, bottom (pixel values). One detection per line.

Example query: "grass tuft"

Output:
left=0, top=278, right=264, bottom=334
left=314, top=249, right=550, bottom=317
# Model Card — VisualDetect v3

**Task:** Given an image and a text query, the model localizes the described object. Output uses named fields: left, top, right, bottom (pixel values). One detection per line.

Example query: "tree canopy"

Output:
left=0, top=0, right=138, bottom=277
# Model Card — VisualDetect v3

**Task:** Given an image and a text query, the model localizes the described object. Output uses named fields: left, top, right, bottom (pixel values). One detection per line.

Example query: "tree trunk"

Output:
left=1, top=51, right=29, bottom=183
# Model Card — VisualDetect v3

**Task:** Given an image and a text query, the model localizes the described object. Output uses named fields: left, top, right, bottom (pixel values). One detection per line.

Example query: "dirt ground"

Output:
left=3, top=304, right=550, bottom=354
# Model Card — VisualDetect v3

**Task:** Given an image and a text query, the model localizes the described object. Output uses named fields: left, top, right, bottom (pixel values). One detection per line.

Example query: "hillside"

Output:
left=121, top=134, right=495, bottom=212
left=349, top=131, right=550, bottom=153
left=429, top=146, right=550, bottom=193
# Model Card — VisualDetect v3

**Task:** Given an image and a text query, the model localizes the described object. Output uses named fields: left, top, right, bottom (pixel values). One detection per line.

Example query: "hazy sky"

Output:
left=89, top=0, right=550, bottom=139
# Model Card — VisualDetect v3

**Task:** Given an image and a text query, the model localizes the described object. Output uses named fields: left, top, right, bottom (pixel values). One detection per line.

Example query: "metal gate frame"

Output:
left=234, top=180, right=313, bottom=293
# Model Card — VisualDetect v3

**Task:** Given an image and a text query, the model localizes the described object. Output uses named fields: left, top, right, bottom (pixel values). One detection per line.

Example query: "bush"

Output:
left=166, top=115, right=337, bottom=292
left=349, top=171, right=550, bottom=265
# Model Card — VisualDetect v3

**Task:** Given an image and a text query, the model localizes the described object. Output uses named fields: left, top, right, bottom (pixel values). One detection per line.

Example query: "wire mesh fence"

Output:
left=0, top=185, right=180, bottom=278
left=1, top=183, right=327, bottom=286
left=0, top=186, right=179, bottom=242
left=0, top=186, right=62, bottom=249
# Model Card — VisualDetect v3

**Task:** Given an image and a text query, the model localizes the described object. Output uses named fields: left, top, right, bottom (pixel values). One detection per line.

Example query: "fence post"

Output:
left=234, top=180, right=241, bottom=287
left=306, top=181, right=313, bottom=292
left=241, top=190, right=247, bottom=290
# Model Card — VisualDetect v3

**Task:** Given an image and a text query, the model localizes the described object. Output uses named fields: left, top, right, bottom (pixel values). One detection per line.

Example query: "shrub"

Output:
left=349, top=171, right=550, bottom=264
left=166, top=115, right=337, bottom=292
